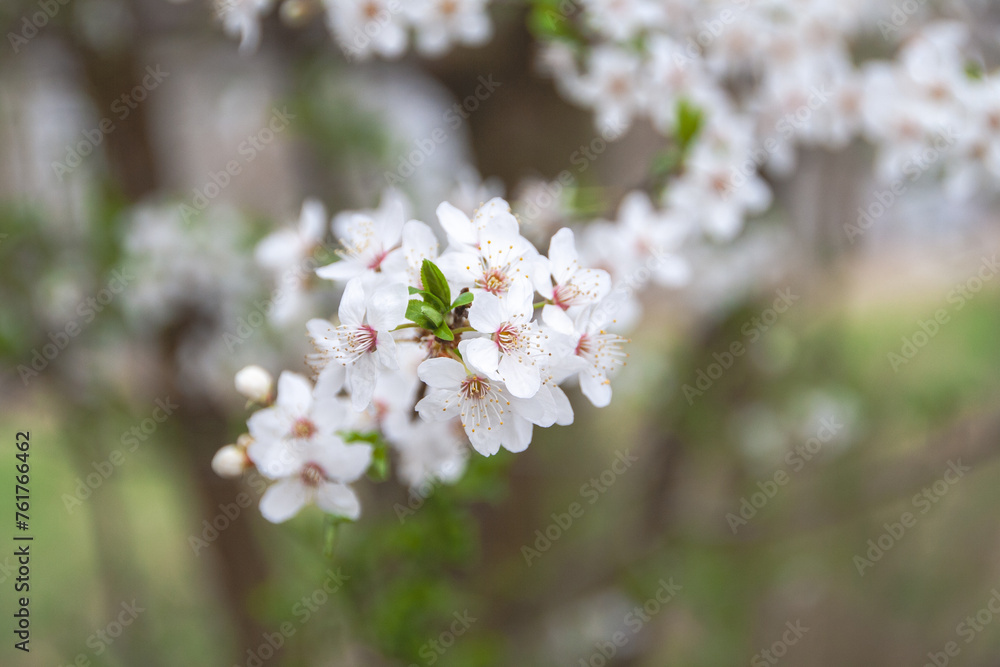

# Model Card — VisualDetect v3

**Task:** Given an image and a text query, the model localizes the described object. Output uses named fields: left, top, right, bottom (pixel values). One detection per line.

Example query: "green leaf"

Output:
left=675, top=98, right=705, bottom=152
left=415, top=289, right=447, bottom=314
left=322, top=515, right=350, bottom=560
left=421, top=259, right=451, bottom=309
left=368, top=441, right=389, bottom=481
left=434, top=323, right=455, bottom=341
left=421, top=305, right=444, bottom=327
left=405, top=299, right=426, bottom=323
left=451, top=292, right=474, bottom=309
left=407, top=286, right=421, bottom=295
left=527, top=1, right=585, bottom=45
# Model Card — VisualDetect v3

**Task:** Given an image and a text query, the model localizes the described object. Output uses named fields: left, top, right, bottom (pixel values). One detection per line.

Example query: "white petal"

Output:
left=246, top=407, right=286, bottom=443
left=548, top=227, right=579, bottom=284
left=416, top=389, right=462, bottom=421
left=255, top=229, right=300, bottom=272
left=347, top=355, right=378, bottom=411
left=374, top=330, right=399, bottom=370
left=374, top=188, right=407, bottom=247
left=435, top=250, right=479, bottom=288
left=498, top=354, right=540, bottom=399
left=402, top=219, right=440, bottom=267
left=417, top=357, right=466, bottom=388
left=580, top=370, right=612, bottom=408
left=310, top=394, right=349, bottom=434
left=366, top=281, right=409, bottom=332
left=464, top=337, right=501, bottom=378
left=570, top=268, right=612, bottom=304
left=472, top=197, right=518, bottom=232
left=313, top=364, right=346, bottom=400
left=501, top=416, right=534, bottom=453
left=249, top=440, right=302, bottom=479
left=310, top=440, right=373, bottom=483
left=338, top=277, right=367, bottom=328
left=549, top=384, right=575, bottom=426
left=466, top=421, right=502, bottom=456
left=510, top=389, right=556, bottom=426
left=276, top=372, right=313, bottom=415
left=306, top=318, right=336, bottom=350
left=316, top=259, right=362, bottom=282
left=542, top=304, right=575, bottom=335
left=468, top=290, right=504, bottom=333
left=259, top=478, right=309, bottom=523
left=436, top=201, right=478, bottom=246
left=504, top=277, right=535, bottom=322
left=299, top=198, right=327, bottom=243
left=315, top=482, right=361, bottom=520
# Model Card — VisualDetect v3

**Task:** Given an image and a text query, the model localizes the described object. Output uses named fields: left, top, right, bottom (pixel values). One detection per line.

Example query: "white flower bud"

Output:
left=235, top=365, right=273, bottom=403
left=212, top=444, right=248, bottom=478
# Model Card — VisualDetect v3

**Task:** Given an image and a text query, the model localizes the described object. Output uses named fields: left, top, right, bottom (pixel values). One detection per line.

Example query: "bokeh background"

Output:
left=3, top=0, right=1000, bottom=666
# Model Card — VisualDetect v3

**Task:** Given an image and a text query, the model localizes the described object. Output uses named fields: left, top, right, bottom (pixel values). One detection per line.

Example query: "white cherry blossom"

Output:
left=415, top=341, right=555, bottom=456
left=316, top=189, right=408, bottom=282
left=540, top=227, right=611, bottom=335
left=465, top=277, right=548, bottom=398
left=306, top=276, right=408, bottom=410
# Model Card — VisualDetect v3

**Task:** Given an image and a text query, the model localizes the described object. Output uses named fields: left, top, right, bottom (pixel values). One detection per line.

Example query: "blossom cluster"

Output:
left=860, top=22, right=1000, bottom=199
left=541, top=3, right=999, bottom=238
left=214, top=193, right=631, bottom=523
left=216, top=0, right=493, bottom=58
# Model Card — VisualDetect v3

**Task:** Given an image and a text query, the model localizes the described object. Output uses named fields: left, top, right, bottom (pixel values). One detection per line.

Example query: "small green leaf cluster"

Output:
left=404, top=259, right=474, bottom=341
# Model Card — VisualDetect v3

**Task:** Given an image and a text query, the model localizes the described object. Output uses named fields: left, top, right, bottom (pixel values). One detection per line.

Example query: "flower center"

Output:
left=461, top=375, right=490, bottom=400
left=478, top=267, right=510, bottom=295
left=362, top=1, right=380, bottom=20
left=575, top=334, right=592, bottom=357
left=367, top=249, right=389, bottom=271
left=290, top=417, right=317, bottom=440
left=494, top=324, right=521, bottom=353
left=553, top=283, right=581, bottom=310
left=301, top=462, right=325, bottom=487
left=710, top=174, right=731, bottom=195
left=354, top=324, right=379, bottom=353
